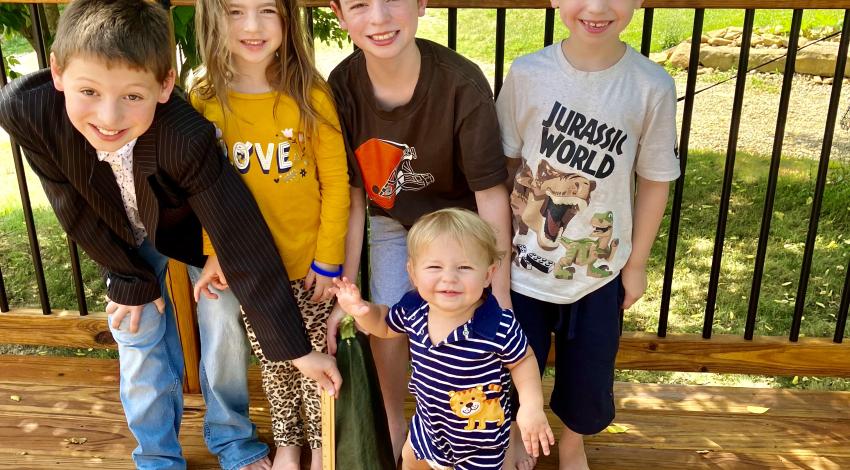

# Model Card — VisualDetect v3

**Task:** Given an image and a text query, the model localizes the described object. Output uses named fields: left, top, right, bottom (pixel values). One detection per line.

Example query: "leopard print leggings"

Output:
left=242, top=279, right=332, bottom=449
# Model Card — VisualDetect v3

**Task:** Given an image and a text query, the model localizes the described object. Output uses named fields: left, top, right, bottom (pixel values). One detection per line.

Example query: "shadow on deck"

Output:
left=1, top=355, right=849, bottom=469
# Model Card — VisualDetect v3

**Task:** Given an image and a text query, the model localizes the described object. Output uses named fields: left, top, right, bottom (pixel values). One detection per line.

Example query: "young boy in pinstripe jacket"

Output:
left=0, top=1, right=340, bottom=469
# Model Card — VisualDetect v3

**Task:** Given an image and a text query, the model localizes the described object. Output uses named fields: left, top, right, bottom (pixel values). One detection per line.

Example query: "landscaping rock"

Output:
left=708, top=37, right=734, bottom=47
left=649, top=51, right=669, bottom=65
left=795, top=43, right=849, bottom=77
left=669, top=42, right=694, bottom=69
left=664, top=40, right=850, bottom=78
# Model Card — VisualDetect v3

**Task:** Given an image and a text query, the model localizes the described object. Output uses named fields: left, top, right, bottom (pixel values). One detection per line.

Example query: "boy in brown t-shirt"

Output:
left=327, top=0, right=523, bottom=466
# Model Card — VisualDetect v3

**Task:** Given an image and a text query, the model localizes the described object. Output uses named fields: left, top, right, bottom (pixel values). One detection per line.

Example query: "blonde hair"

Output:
left=407, top=208, right=504, bottom=266
left=52, top=0, right=172, bottom=83
left=192, top=0, right=332, bottom=136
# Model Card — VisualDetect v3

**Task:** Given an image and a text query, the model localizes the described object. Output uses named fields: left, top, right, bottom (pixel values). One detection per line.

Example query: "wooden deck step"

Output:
left=1, top=355, right=849, bottom=469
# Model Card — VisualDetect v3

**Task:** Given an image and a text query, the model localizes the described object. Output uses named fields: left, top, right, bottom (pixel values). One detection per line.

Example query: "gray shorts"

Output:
left=368, top=215, right=413, bottom=306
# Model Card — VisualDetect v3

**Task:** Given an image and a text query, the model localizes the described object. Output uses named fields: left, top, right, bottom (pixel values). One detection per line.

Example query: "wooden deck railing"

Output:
left=1, top=0, right=849, bottom=395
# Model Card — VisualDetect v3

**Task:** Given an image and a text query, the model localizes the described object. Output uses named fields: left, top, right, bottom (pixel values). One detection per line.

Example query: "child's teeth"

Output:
left=372, top=32, right=395, bottom=41
left=97, top=127, right=119, bottom=136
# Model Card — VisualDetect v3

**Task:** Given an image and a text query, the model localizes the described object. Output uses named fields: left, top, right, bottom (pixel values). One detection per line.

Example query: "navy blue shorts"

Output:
left=510, top=276, right=623, bottom=435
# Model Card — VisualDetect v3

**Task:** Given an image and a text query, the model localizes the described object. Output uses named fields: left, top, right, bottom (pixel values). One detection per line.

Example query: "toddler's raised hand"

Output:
left=516, top=404, right=555, bottom=459
left=330, top=277, right=371, bottom=317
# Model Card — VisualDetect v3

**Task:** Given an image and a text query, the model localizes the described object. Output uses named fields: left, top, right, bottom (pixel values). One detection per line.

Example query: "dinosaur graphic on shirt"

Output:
left=510, top=160, right=596, bottom=251
left=555, top=211, right=619, bottom=280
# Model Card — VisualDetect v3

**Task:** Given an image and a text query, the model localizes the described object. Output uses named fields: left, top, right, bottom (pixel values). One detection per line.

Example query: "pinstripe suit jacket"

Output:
left=0, top=70, right=310, bottom=361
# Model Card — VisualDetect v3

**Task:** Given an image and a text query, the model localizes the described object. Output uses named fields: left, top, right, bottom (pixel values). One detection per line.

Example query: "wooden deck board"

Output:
left=1, top=355, right=849, bottom=469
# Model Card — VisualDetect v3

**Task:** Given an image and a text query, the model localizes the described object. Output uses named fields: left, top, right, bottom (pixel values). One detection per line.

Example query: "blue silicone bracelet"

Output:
left=310, top=261, right=342, bottom=278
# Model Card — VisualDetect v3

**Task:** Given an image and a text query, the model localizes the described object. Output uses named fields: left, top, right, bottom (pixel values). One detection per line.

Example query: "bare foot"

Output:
left=310, top=447, right=322, bottom=470
left=240, top=456, right=272, bottom=470
left=270, top=446, right=301, bottom=470
left=505, top=422, right=537, bottom=470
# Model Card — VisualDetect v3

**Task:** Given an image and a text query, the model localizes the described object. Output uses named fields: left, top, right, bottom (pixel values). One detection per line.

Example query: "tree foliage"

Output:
left=172, top=6, right=200, bottom=89
left=312, top=7, right=349, bottom=49
left=0, top=4, right=59, bottom=78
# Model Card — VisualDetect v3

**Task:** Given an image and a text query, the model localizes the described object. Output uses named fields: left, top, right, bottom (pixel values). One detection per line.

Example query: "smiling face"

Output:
left=51, top=54, right=174, bottom=152
left=407, top=234, right=497, bottom=318
left=331, top=0, right=426, bottom=63
left=227, top=0, right=284, bottom=74
left=551, top=0, right=641, bottom=48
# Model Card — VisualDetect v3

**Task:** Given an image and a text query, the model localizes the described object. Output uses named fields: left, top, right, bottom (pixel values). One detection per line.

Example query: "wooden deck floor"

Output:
left=1, top=355, right=849, bottom=469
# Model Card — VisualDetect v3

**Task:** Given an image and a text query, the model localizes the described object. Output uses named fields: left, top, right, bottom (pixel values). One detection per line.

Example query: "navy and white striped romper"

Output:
left=387, top=290, right=529, bottom=469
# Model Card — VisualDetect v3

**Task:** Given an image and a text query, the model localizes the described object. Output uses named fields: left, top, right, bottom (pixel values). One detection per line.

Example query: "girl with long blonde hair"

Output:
left=191, top=0, right=350, bottom=468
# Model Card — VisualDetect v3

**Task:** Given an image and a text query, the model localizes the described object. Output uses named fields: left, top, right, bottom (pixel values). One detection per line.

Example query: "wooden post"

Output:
left=165, top=260, right=201, bottom=394
left=321, top=390, right=335, bottom=470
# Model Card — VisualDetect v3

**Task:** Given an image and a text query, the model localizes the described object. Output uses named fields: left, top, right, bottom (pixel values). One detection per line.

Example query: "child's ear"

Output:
left=49, top=53, right=64, bottom=91
left=406, top=259, right=418, bottom=287
left=549, top=0, right=559, bottom=9
left=484, top=262, right=499, bottom=287
left=329, top=1, right=348, bottom=30
left=158, top=69, right=176, bottom=103
left=417, top=0, right=428, bottom=17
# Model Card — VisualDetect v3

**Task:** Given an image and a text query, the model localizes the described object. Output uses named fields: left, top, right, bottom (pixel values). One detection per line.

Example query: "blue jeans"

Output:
left=108, top=240, right=268, bottom=470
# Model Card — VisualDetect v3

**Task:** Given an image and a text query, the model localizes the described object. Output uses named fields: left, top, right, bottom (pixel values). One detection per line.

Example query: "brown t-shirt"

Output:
left=328, top=38, right=507, bottom=226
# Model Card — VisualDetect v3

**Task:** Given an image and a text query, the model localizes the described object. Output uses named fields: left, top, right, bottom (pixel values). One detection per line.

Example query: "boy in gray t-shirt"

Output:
left=496, top=0, right=680, bottom=466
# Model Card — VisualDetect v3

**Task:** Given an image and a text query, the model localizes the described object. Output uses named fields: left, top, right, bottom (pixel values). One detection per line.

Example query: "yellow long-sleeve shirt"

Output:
left=191, top=89, right=349, bottom=280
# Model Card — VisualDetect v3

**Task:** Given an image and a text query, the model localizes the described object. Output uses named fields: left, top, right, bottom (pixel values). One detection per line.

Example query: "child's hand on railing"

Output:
left=330, top=277, right=371, bottom=318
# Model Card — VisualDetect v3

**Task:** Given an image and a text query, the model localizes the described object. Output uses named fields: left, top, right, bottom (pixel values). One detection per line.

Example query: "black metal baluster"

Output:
left=544, top=8, right=555, bottom=47
left=746, top=9, right=803, bottom=340
left=836, top=257, right=850, bottom=343
left=8, top=4, right=52, bottom=314
left=494, top=8, right=506, bottom=97
left=658, top=9, right=704, bottom=337
left=641, top=8, right=654, bottom=57
left=0, top=265, right=7, bottom=312
left=69, top=244, right=88, bottom=315
left=0, top=40, right=8, bottom=313
left=703, top=9, right=755, bottom=339
left=30, top=4, right=47, bottom=67
left=448, top=8, right=457, bottom=51
left=8, top=133, right=50, bottom=314
left=791, top=10, right=850, bottom=341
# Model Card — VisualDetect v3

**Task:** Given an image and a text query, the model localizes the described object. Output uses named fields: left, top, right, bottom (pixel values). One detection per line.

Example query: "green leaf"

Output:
left=605, top=423, right=629, bottom=433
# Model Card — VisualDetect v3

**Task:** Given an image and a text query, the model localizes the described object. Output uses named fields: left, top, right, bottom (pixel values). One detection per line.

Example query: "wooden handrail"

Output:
left=2, top=0, right=850, bottom=8
left=4, top=309, right=850, bottom=377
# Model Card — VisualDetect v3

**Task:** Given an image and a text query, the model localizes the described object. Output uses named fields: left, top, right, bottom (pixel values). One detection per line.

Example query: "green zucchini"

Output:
left=334, top=315, right=396, bottom=470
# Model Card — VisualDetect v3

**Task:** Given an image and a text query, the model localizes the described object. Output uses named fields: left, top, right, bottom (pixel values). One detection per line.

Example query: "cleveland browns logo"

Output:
left=354, top=138, right=434, bottom=209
